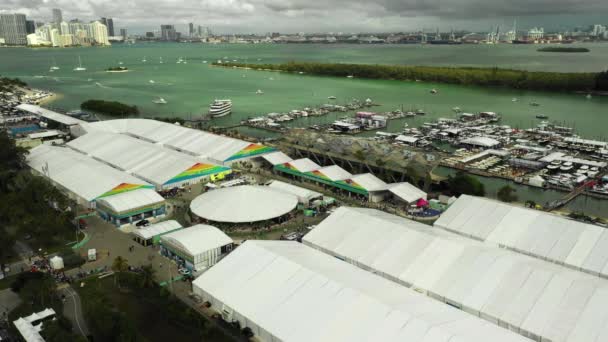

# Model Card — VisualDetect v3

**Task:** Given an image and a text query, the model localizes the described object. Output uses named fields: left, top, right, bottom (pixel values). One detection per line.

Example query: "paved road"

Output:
left=59, top=285, right=89, bottom=337
left=0, top=289, right=21, bottom=322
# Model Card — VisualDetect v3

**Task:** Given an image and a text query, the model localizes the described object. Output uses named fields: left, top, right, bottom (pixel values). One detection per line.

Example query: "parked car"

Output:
left=135, top=219, right=149, bottom=227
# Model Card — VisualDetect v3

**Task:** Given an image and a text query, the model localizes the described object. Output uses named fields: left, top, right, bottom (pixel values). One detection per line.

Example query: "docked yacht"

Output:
left=209, top=99, right=232, bottom=118
left=256, top=89, right=264, bottom=95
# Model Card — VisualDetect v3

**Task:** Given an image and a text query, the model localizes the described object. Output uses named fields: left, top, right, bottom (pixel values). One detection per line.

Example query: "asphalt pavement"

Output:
left=59, top=285, right=89, bottom=337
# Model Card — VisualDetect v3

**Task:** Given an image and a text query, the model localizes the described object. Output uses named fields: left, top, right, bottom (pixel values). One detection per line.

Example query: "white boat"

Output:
left=209, top=99, right=232, bottom=118
left=153, top=97, right=167, bottom=104
left=328, top=96, right=337, bottom=100
left=142, top=56, right=147, bottom=62
left=512, top=97, right=518, bottom=102
left=346, top=75, right=354, bottom=78
left=256, top=89, right=264, bottom=95
left=49, top=58, right=60, bottom=72
left=73, top=56, right=86, bottom=71
left=159, top=57, right=164, bottom=64
left=452, top=107, right=461, bottom=113
left=118, top=61, right=123, bottom=65
left=149, top=80, right=155, bottom=84
left=586, top=94, right=592, bottom=99
left=203, top=60, right=208, bottom=64
left=430, top=89, right=438, bottom=94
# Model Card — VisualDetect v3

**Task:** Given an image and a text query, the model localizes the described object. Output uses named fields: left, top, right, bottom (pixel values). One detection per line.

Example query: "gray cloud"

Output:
left=2, top=0, right=606, bottom=33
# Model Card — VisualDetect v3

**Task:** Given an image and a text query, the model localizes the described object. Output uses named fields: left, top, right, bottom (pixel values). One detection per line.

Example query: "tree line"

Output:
left=81, top=99, right=139, bottom=117
left=0, top=131, right=77, bottom=265
left=214, top=61, right=608, bottom=92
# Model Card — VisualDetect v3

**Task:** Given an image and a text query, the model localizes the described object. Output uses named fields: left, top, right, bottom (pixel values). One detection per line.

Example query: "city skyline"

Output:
left=1, top=1, right=608, bottom=34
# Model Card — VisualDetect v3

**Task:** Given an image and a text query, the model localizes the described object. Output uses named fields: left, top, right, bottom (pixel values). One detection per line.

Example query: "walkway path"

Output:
left=58, top=285, right=89, bottom=337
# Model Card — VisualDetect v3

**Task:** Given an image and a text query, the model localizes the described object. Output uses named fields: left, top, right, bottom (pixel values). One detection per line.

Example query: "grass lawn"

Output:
left=77, top=276, right=237, bottom=342
left=0, top=274, right=18, bottom=290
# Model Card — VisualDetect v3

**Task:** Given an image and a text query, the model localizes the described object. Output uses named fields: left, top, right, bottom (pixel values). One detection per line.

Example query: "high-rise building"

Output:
left=90, top=21, right=110, bottom=46
left=100, top=18, right=115, bottom=36
left=59, top=21, right=69, bottom=35
left=188, top=23, right=194, bottom=37
left=145, top=31, right=154, bottom=38
left=160, top=24, right=177, bottom=41
left=52, top=8, right=62, bottom=24
left=120, top=28, right=127, bottom=40
left=25, top=20, right=35, bottom=34
left=0, top=13, right=28, bottom=45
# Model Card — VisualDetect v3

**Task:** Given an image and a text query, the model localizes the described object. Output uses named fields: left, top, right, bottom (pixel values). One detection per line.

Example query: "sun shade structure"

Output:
left=27, top=144, right=153, bottom=204
left=17, top=103, right=86, bottom=126
left=310, top=165, right=352, bottom=181
left=435, top=195, right=608, bottom=278
left=160, top=224, right=233, bottom=271
left=74, top=118, right=275, bottom=164
left=193, top=240, right=530, bottom=342
left=275, top=158, right=321, bottom=173
left=262, top=151, right=293, bottom=166
left=267, top=180, right=322, bottom=205
left=303, top=207, right=608, bottom=342
left=388, top=182, right=427, bottom=204
left=96, top=188, right=165, bottom=217
left=67, top=131, right=230, bottom=189
left=190, top=185, right=298, bottom=223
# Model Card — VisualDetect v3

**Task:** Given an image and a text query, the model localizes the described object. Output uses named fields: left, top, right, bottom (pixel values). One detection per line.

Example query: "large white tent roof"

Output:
left=435, top=195, right=608, bottom=278
left=351, top=173, right=388, bottom=191
left=388, top=182, right=427, bottom=203
left=314, top=165, right=352, bottom=181
left=303, top=207, right=608, bottom=342
left=67, top=132, right=228, bottom=186
left=132, top=220, right=182, bottom=240
left=262, top=151, right=292, bottom=165
left=17, top=104, right=85, bottom=126
left=190, top=185, right=298, bottom=223
left=193, top=240, right=530, bottom=342
left=161, top=224, right=232, bottom=256
left=27, top=145, right=152, bottom=201
left=96, top=188, right=164, bottom=213
left=286, top=158, right=320, bottom=173
left=460, top=136, right=500, bottom=148
left=267, top=180, right=322, bottom=203
left=75, top=118, right=274, bottom=163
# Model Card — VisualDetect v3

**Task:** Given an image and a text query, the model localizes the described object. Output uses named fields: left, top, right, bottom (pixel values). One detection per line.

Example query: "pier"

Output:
left=544, top=180, right=596, bottom=211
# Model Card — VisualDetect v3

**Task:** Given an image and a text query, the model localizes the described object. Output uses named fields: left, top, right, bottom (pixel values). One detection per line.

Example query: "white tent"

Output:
left=267, top=180, right=322, bottom=205
left=75, top=118, right=275, bottom=164
left=262, top=151, right=293, bottom=166
left=27, top=144, right=152, bottom=204
left=161, top=224, right=233, bottom=271
left=96, top=188, right=165, bottom=214
left=303, top=207, right=608, bottom=342
left=435, top=195, right=608, bottom=278
left=193, top=240, right=529, bottom=342
left=387, top=182, right=427, bottom=204
left=132, top=220, right=183, bottom=241
left=314, top=165, right=352, bottom=181
left=190, top=186, right=298, bottom=223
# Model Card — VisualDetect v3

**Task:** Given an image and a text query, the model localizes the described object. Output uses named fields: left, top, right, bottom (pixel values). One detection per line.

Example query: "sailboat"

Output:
left=73, top=56, right=86, bottom=71
left=142, top=56, right=147, bottom=62
left=49, top=58, right=60, bottom=72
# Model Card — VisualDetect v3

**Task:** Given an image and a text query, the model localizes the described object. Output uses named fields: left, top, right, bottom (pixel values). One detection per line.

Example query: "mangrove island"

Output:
left=81, top=99, right=139, bottom=117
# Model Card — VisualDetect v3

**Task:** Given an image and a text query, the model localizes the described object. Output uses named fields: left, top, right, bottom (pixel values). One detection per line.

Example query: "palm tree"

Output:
left=112, top=256, right=129, bottom=287
left=139, top=264, right=156, bottom=288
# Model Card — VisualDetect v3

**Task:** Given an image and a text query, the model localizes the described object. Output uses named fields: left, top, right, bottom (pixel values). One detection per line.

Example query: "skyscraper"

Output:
left=52, top=8, right=62, bottom=24
left=120, top=28, right=127, bottom=40
left=0, top=13, right=28, bottom=45
left=189, top=23, right=194, bottom=37
left=100, top=17, right=115, bottom=36
left=90, top=21, right=110, bottom=45
left=25, top=20, right=35, bottom=34
left=160, top=24, right=177, bottom=41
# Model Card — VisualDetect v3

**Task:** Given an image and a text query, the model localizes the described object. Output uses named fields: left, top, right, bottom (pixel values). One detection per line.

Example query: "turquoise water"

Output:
left=0, top=43, right=607, bottom=139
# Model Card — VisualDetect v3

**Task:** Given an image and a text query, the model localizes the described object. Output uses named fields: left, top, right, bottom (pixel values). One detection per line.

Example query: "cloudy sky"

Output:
left=3, top=0, right=608, bottom=34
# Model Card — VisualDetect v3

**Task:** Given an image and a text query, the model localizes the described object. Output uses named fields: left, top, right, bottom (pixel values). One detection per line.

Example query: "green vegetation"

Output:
left=78, top=271, right=237, bottom=342
left=0, top=131, right=77, bottom=266
left=446, top=172, right=485, bottom=196
left=497, top=185, right=518, bottom=203
left=0, top=75, right=27, bottom=92
left=215, top=61, right=608, bottom=92
left=8, top=272, right=86, bottom=342
left=538, top=47, right=590, bottom=53
left=153, top=116, right=186, bottom=125
left=81, top=99, right=139, bottom=117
